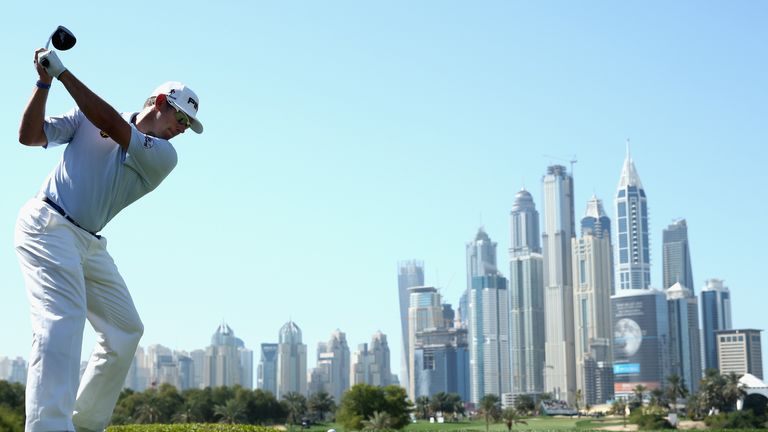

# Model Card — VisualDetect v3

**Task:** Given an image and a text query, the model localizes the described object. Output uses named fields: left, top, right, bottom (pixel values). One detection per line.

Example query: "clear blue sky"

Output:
left=1, top=2, right=766, bottom=378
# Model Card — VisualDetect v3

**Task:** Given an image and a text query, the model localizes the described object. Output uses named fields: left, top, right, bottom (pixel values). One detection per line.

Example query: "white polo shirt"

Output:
left=40, top=108, right=178, bottom=233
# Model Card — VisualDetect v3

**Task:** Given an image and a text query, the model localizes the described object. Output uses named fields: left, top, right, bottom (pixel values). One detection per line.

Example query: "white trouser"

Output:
left=14, top=198, right=143, bottom=432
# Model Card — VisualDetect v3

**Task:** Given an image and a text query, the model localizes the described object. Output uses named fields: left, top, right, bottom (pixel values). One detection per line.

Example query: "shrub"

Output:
left=704, top=410, right=764, bottom=429
left=107, top=424, right=279, bottom=432
left=629, top=412, right=674, bottom=430
left=0, top=405, right=24, bottom=432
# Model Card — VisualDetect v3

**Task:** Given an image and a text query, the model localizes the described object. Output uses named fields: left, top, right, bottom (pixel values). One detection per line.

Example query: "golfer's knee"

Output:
left=112, top=320, right=143, bottom=358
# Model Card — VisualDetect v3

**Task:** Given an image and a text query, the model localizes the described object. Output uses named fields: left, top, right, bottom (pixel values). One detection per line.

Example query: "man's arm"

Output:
left=18, top=49, right=53, bottom=146
left=38, top=49, right=132, bottom=150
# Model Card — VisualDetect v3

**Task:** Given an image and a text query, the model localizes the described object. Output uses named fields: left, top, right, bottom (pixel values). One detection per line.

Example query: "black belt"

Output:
left=42, top=196, right=101, bottom=239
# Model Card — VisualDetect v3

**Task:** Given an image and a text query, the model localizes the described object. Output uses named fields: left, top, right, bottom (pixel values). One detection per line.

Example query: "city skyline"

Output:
left=1, top=2, right=767, bottom=381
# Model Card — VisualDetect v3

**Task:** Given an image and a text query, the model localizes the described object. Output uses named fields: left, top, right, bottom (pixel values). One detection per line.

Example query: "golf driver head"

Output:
left=41, top=26, right=76, bottom=68
left=46, top=26, right=76, bottom=50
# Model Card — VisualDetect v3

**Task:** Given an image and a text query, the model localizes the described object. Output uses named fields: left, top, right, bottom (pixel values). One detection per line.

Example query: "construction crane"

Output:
left=543, top=154, right=578, bottom=173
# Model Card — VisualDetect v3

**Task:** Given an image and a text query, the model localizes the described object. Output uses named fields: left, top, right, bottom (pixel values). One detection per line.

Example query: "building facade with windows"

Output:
left=573, top=196, right=614, bottom=405
left=542, top=164, right=576, bottom=404
left=509, top=188, right=545, bottom=397
left=701, top=279, right=732, bottom=371
left=716, top=329, right=763, bottom=380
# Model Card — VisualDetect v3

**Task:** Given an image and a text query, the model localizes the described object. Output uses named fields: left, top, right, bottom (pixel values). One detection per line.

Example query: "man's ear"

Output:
left=154, top=93, right=167, bottom=110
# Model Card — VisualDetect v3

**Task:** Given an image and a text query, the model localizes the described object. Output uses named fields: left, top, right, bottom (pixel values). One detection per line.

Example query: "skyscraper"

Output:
left=277, top=320, right=307, bottom=398
left=407, top=286, right=444, bottom=400
left=611, top=289, right=670, bottom=399
left=663, top=219, right=694, bottom=291
left=615, top=146, right=651, bottom=291
left=541, top=165, right=576, bottom=403
left=701, top=279, right=732, bottom=371
left=573, top=196, right=614, bottom=405
left=309, top=330, right=350, bottom=402
left=0, top=356, right=28, bottom=384
left=203, top=324, right=252, bottom=389
left=467, top=228, right=498, bottom=286
left=398, top=260, right=425, bottom=393
left=351, top=331, right=393, bottom=387
left=469, top=273, right=511, bottom=403
left=257, top=343, right=279, bottom=395
left=716, top=329, right=763, bottom=380
left=413, top=325, right=469, bottom=402
left=508, top=188, right=545, bottom=396
left=666, top=282, right=702, bottom=393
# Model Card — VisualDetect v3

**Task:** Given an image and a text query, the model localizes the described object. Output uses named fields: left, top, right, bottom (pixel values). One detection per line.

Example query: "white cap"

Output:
left=151, top=81, right=204, bottom=134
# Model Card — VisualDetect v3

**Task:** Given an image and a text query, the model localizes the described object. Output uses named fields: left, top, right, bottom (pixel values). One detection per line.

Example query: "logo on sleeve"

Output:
left=100, top=130, right=110, bottom=139
left=143, top=136, right=155, bottom=149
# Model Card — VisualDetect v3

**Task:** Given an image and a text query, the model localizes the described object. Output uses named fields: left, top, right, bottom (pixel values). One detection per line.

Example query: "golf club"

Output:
left=40, top=26, right=76, bottom=68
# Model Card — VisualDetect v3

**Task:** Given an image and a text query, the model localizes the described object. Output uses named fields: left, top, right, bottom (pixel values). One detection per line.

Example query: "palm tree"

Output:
left=722, top=372, right=746, bottom=411
left=632, top=384, right=647, bottom=408
left=213, top=399, right=246, bottom=424
left=308, top=391, right=335, bottom=422
left=666, top=374, right=688, bottom=414
left=501, top=407, right=527, bottom=432
left=135, top=402, right=160, bottom=424
left=611, top=399, right=628, bottom=427
left=649, top=388, right=665, bottom=408
left=700, top=368, right=725, bottom=414
left=429, top=392, right=450, bottom=417
left=414, top=396, right=430, bottom=420
left=282, top=392, right=308, bottom=426
left=574, top=389, right=583, bottom=416
left=447, top=393, right=465, bottom=419
left=362, top=411, right=393, bottom=431
left=479, top=394, right=500, bottom=432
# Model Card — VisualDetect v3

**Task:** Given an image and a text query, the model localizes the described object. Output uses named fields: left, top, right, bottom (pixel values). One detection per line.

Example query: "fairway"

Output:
left=302, top=416, right=626, bottom=432
left=403, top=417, right=622, bottom=431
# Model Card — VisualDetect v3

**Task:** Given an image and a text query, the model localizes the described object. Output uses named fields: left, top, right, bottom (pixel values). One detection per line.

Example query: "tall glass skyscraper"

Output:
left=615, top=147, right=651, bottom=290
left=508, top=188, right=545, bottom=396
left=276, top=320, right=307, bottom=398
left=573, top=196, right=614, bottom=405
left=407, top=286, right=443, bottom=400
left=662, top=219, right=694, bottom=291
left=611, top=289, right=670, bottom=398
left=398, top=260, right=425, bottom=394
left=204, top=323, right=252, bottom=389
left=666, top=283, right=702, bottom=393
left=700, top=279, right=732, bottom=371
left=469, top=273, right=510, bottom=403
left=257, top=343, right=278, bottom=394
left=542, top=165, right=576, bottom=404
left=467, top=228, right=498, bottom=285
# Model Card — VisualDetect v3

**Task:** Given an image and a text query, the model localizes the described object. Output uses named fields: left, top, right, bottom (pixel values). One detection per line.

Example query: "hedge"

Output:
left=108, top=424, right=280, bottom=432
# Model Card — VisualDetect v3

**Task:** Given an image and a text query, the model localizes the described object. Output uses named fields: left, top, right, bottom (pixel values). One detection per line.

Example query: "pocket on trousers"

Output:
left=15, top=200, right=53, bottom=237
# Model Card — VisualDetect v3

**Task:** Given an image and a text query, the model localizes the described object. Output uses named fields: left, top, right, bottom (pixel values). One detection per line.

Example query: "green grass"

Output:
left=105, top=417, right=629, bottom=432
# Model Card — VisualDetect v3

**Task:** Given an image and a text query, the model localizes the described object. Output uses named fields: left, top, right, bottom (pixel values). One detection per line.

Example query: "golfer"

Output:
left=15, top=47, right=203, bottom=432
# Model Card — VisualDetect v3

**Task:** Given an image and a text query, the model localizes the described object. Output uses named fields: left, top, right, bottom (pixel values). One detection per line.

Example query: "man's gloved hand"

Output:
left=38, top=50, right=67, bottom=79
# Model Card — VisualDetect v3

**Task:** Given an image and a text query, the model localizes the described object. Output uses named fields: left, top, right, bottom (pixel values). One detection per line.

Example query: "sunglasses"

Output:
left=167, top=101, right=191, bottom=128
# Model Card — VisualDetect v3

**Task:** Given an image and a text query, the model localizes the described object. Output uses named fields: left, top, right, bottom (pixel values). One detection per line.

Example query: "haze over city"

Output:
left=1, top=1, right=766, bottom=384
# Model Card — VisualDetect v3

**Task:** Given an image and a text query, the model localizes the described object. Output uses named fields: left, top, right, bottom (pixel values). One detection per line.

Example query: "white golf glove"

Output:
left=39, top=50, right=67, bottom=79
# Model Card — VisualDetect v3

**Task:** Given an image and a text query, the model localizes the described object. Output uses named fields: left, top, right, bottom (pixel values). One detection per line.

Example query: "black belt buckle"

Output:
left=42, top=196, right=101, bottom=239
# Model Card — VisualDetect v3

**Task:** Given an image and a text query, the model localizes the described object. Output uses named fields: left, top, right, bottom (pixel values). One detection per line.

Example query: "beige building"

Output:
left=716, top=329, right=763, bottom=380
left=572, top=197, right=614, bottom=406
